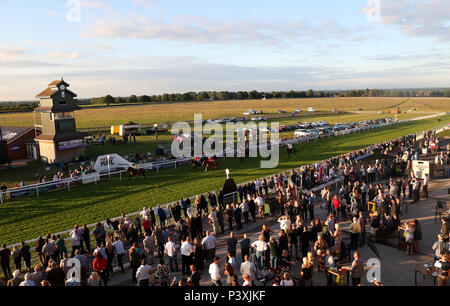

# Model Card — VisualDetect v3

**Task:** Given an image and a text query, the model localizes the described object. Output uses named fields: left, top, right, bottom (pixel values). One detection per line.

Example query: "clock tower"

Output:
left=34, top=79, right=87, bottom=164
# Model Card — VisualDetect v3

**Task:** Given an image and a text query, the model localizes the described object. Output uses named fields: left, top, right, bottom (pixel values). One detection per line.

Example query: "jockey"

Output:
left=287, top=143, right=293, bottom=150
left=208, top=156, right=215, bottom=163
left=194, top=156, right=200, bottom=162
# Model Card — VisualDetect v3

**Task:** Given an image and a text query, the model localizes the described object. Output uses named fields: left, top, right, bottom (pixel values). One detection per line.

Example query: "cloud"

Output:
left=131, top=0, right=158, bottom=8
left=0, top=45, right=75, bottom=69
left=81, top=0, right=111, bottom=9
left=47, top=50, right=81, bottom=59
left=80, top=15, right=361, bottom=46
left=0, top=46, right=28, bottom=62
left=363, top=0, right=450, bottom=42
left=3, top=52, right=450, bottom=101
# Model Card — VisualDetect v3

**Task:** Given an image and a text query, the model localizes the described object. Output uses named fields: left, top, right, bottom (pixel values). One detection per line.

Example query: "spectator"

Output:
left=156, top=258, right=170, bottom=286
left=240, top=233, right=251, bottom=262
left=0, top=244, right=11, bottom=279
left=240, top=255, right=256, bottom=284
left=189, top=264, right=201, bottom=286
left=227, top=232, right=238, bottom=257
left=180, top=237, right=194, bottom=276
left=92, top=252, right=108, bottom=286
left=19, top=273, right=35, bottom=286
left=164, top=236, right=179, bottom=273
left=46, top=261, right=66, bottom=287
left=209, top=256, right=222, bottom=286
left=129, top=242, right=141, bottom=284
left=136, top=259, right=152, bottom=286
left=88, top=272, right=101, bottom=286
left=20, top=241, right=31, bottom=272
left=113, top=236, right=126, bottom=273
left=432, top=234, right=448, bottom=261
left=7, top=270, right=23, bottom=286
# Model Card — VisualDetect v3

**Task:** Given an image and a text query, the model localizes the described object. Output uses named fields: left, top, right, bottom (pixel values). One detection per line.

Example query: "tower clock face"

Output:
left=60, top=85, right=66, bottom=90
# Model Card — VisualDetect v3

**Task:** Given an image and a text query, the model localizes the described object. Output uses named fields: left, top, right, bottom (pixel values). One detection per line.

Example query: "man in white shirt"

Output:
left=251, top=235, right=268, bottom=269
left=135, top=259, right=152, bottom=287
left=240, top=255, right=256, bottom=283
left=209, top=256, right=222, bottom=286
left=140, top=207, right=148, bottom=220
left=278, top=215, right=291, bottom=231
left=180, top=237, right=194, bottom=276
left=201, top=231, right=216, bottom=264
left=164, top=236, right=179, bottom=273
left=255, top=195, right=265, bottom=218
left=113, top=237, right=126, bottom=273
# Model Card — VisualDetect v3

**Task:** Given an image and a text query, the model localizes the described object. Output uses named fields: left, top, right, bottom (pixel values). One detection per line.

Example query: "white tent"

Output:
left=94, top=154, right=133, bottom=174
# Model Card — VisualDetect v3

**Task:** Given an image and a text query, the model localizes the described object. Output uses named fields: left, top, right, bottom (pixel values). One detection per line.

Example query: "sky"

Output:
left=0, top=0, right=450, bottom=101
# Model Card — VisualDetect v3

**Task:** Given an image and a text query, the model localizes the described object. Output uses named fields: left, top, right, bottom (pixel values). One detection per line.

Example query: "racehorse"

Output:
left=190, top=157, right=207, bottom=169
left=202, top=158, right=219, bottom=172
left=127, top=167, right=146, bottom=178
left=285, top=145, right=297, bottom=157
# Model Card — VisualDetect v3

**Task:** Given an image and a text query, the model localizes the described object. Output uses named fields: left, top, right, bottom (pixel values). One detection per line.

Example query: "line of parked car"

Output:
left=204, top=116, right=267, bottom=124
left=289, top=118, right=396, bottom=138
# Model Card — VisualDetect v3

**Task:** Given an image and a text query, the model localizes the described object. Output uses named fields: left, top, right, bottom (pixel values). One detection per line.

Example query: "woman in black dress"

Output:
left=192, top=237, right=205, bottom=272
left=300, top=257, right=313, bottom=286
left=224, top=204, right=234, bottom=231
left=413, top=219, right=422, bottom=253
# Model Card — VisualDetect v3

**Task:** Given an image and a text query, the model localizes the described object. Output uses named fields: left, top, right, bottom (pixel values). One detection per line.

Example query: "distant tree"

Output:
left=196, top=91, right=210, bottom=101
left=138, top=95, right=151, bottom=103
left=114, top=96, right=125, bottom=104
left=161, top=93, right=170, bottom=102
left=182, top=92, right=193, bottom=101
left=217, top=91, right=231, bottom=100
left=248, top=90, right=261, bottom=99
left=307, top=89, right=314, bottom=98
left=236, top=91, right=248, bottom=100
left=272, top=91, right=282, bottom=99
left=127, top=95, right=138, bottom=103
left=103, top=95, right=114, bottom=106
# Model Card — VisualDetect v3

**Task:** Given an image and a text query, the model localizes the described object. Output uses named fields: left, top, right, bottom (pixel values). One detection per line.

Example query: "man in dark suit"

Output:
left=349, top=251, right=364, bottom=286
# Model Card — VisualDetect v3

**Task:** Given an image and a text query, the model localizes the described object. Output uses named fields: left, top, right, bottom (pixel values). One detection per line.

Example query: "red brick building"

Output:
left=0, top=126, right=41, bottom=160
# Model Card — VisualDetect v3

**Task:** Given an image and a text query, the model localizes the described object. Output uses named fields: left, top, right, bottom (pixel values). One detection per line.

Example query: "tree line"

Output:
left=88, top=88, right=450, bottom=105
left=1, top=88, right=450, bottom=112
left=0, top=102, right=39, bottom=113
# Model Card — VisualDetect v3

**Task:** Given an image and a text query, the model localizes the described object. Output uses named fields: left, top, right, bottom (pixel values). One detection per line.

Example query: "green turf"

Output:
left=0, top=115, right=448, bottom=245
left=1, top=112, right=422, bottom=188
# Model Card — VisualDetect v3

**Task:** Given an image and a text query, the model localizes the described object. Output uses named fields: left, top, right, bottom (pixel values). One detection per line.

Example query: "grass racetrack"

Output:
left=0, top=115, right=448, bottom=245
